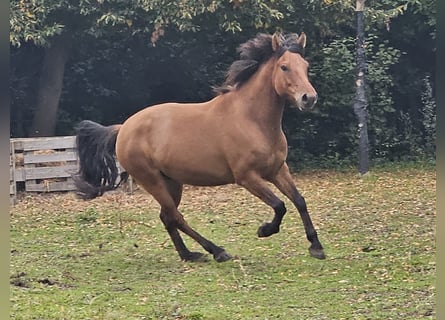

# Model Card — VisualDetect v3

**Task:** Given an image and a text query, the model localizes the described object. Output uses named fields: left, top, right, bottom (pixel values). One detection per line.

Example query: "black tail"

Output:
left=73, top=120, right=128, bottom=199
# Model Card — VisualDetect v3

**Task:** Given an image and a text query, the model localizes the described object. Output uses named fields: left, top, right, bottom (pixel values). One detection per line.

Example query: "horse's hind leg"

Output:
left=137, top=172, right=231, bottom=262
left=159, top=208, right=206, bottom=262
left=163, top=177, right=232, bottom=262
left=174, top=212, right=232, bottom=262
left=158, top=179, right=205, bottom=262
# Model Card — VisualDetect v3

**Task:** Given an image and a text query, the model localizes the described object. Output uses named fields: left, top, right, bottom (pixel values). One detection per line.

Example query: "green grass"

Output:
left=10, top=165, right=436, bottom=319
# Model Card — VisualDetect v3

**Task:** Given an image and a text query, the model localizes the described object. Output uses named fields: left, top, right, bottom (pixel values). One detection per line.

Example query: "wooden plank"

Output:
left=15, top=136, right=76, bottom=151
left=25, top=180, right=77, bottom=192
left=10, top=139, right=24, bottom=151
left=8, top=136, right=133, bottom=195
left=24, top=165, right=78, bottom=180
left=10, top=140, right=17, bottom=199
left=24, top=151, right=78, bottom=164
left=13, top=167, right=25, bottom=182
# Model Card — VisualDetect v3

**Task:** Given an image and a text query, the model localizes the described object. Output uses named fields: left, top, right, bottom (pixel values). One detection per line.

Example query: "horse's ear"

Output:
left=272, top=32, right=284, bottom=51
left=297, top=32, right=307, bottom=49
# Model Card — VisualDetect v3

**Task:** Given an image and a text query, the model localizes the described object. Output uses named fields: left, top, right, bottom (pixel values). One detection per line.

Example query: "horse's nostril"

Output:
left=302, top=94, right=308, bottom=102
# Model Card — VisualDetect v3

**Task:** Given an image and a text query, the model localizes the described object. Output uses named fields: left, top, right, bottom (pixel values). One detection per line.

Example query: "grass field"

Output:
left=10, top=165, right=436, bottom=319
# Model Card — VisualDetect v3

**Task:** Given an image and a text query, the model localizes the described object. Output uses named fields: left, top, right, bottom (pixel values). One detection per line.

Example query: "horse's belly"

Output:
left=162, top=164, right=235, bottom=186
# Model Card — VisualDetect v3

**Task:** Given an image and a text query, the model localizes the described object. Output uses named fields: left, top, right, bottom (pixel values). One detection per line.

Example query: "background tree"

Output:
left=354, top=0, right=369, bottom=174
left=10, top=0, right=288, bottom=136
left=10, top=0, right=436, bottom=167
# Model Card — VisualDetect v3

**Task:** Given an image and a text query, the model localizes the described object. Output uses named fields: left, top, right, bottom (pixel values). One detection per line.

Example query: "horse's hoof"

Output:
left=214, top=250, right=232, bottom=263
left=181, top=251, right=208, bottom=262
left=257, top=223, right=279, bottom=237
left=309, top=247, right=326, bottom=260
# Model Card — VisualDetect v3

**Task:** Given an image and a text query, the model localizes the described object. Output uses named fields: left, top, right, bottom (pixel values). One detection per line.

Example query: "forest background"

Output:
left=10, top=0, right=436, bottom=168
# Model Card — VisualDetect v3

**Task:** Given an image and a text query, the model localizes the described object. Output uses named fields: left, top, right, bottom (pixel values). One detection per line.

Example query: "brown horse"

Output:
left=74, top=32, right=325, bottom=262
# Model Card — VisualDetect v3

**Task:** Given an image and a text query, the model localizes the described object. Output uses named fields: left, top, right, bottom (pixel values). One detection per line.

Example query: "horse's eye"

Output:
left=280, top=65, right=288, bottom=72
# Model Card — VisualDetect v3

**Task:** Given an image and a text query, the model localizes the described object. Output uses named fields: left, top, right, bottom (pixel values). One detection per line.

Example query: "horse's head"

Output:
left=272, top=32, right=318, bottom=111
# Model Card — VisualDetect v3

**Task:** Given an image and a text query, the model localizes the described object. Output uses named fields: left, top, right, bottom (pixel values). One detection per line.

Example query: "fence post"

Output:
left=10, top=140, right=17, bottom=205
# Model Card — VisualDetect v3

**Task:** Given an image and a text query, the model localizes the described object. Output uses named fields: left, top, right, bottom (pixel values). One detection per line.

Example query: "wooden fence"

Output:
left=9, top=136, right=131, bottom=204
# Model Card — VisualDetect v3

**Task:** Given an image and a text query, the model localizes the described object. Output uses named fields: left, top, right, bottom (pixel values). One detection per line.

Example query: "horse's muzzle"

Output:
left=302, top=93, right=318, bottom=108
left=294, top=92, right=318, bottom=111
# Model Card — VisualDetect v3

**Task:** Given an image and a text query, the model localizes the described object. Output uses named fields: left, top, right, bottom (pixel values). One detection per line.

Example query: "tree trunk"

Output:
left=353, top=0, right=369, bottom=175
left=30, top=35, right=69, bottom=137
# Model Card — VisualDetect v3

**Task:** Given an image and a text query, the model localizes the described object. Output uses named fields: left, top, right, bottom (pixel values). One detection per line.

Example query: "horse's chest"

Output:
left=259, top=148, right=286, bottom=169
left=244, top=142, right=287, bottom=175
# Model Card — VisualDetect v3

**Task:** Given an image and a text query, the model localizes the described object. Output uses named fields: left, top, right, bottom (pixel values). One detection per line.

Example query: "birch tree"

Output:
left=353, top=0, right=369, bottom=174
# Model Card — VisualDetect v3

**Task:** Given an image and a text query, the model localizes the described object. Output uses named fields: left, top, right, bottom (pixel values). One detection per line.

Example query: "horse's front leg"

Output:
left=237, top=172, right=287, bottom=238
left=271, top=163, right=326, bottom=260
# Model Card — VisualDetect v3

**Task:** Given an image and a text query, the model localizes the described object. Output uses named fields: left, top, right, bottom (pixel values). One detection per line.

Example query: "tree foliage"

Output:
left=10, top=0, right=436, bottom=165
left=10, top=0, right=64, bottom=47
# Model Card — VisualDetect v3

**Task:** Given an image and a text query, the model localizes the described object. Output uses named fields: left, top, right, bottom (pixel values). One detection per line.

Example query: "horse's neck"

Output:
left=236, top=60, right=285, bottom=131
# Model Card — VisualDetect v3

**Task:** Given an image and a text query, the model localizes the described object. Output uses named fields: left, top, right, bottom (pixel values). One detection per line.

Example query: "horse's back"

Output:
left=115, top=100, right=236, bottom=186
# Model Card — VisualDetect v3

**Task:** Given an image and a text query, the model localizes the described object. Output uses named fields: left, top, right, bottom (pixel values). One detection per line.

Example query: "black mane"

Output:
left=213, top=33, right=305, bottom=94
